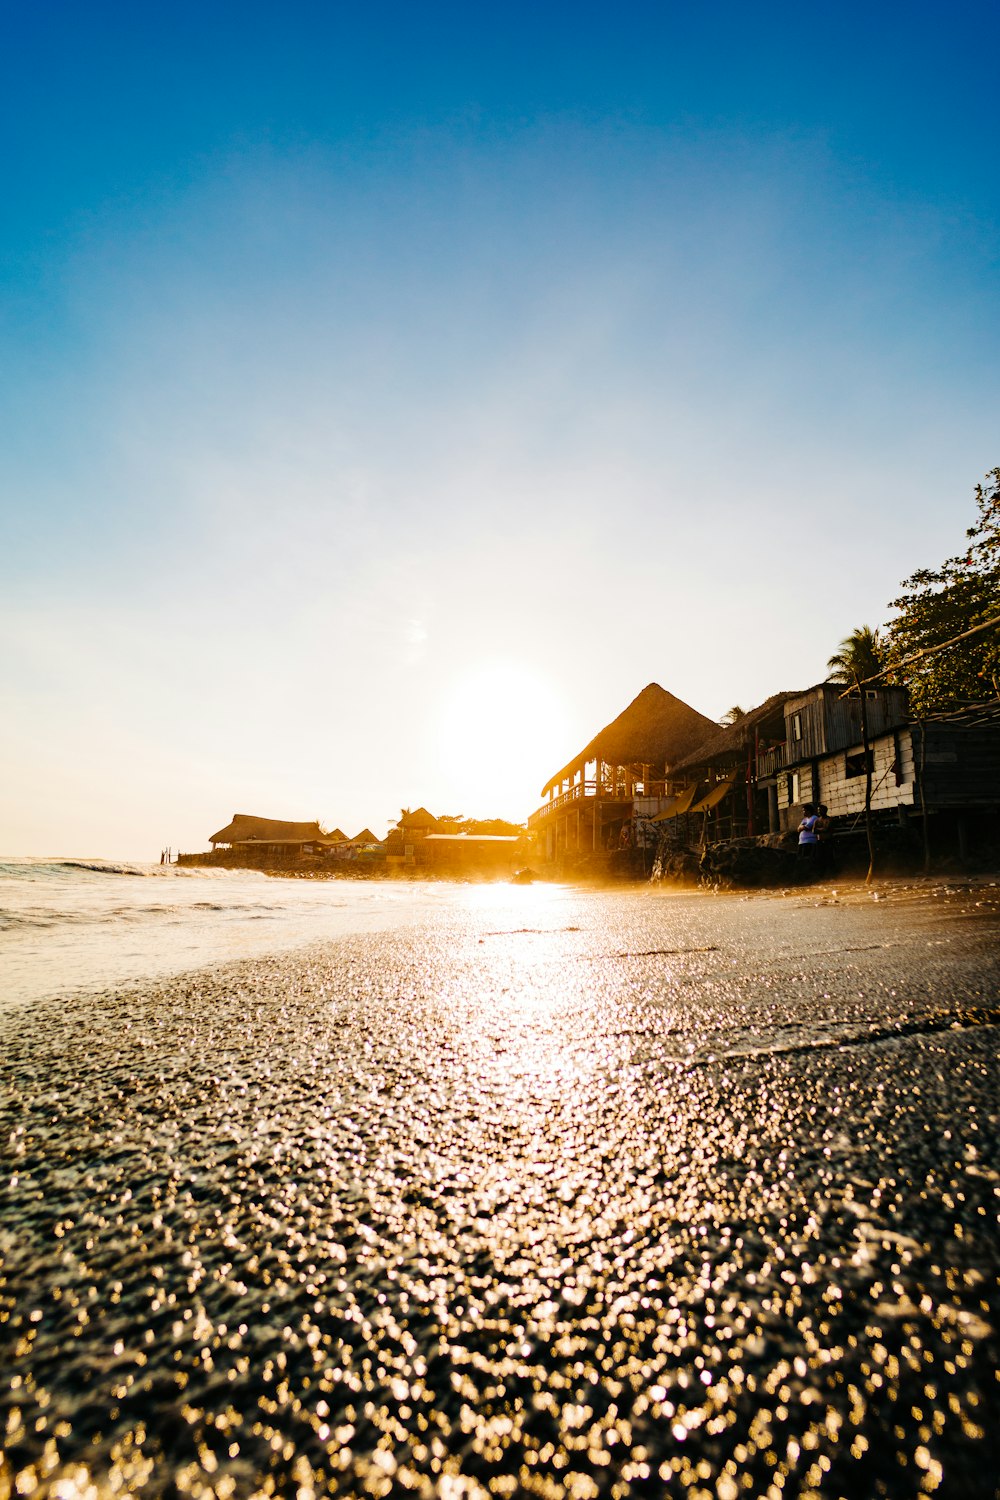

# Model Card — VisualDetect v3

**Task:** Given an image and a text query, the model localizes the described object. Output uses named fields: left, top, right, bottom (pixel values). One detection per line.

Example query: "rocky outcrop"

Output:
left=698, top=836, right=799, bottom=887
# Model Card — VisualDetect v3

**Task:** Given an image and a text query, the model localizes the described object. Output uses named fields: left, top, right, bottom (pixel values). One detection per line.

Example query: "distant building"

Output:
left=384, top=808, right=440, bottom=867
left=208, top=814, right=342, bottom=861
left=421, top=832, right=525, bottom=875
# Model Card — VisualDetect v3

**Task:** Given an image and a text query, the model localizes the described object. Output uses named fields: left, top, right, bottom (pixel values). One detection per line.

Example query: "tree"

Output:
left=883, top=468, right=1000, bottom=714
left=826, top=626, right=885, bottom=687
left=719, top=705, right=747, bottom=726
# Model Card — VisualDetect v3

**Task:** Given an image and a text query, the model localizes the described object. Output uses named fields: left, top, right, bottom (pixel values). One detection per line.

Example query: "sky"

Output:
left=2, top=1, right=998, bottom=858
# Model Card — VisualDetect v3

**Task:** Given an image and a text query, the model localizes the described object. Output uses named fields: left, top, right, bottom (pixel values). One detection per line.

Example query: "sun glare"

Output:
left=436, top=660, right=570, bottom=819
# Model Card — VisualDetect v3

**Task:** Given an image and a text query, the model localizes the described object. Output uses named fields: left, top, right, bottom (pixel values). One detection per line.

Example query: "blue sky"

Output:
left=2, top=1, right=998, bottom=856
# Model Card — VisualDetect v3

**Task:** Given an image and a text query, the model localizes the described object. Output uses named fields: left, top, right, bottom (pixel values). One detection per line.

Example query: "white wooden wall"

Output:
left=819, top=730, right=915, bottom=819
left=776, top=730, right=915, bottom=829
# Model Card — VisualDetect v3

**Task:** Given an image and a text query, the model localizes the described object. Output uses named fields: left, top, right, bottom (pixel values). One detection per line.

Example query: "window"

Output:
left=791, top=712, right=803, bottom=741
left=845, top=749, right=874, bottom=779
left=790, top=771, right=800, bottom=804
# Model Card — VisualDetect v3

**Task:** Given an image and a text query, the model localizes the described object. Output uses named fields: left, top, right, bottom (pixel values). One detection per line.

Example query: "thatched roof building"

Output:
left=209, top=814, right=333, bottom=848
left=542, top=683, right=718, bottom=796
left=396, top=808, right=440, bottom=832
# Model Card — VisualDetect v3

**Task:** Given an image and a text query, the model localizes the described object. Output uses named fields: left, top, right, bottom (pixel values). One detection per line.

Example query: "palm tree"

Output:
left=826, top=626, right=885, bottom=688
left=719, top=705, right=747, bottom=726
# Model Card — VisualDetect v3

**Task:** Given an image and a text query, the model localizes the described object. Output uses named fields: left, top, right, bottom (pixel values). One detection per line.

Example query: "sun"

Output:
left=436, top=660, right=570, bottom=820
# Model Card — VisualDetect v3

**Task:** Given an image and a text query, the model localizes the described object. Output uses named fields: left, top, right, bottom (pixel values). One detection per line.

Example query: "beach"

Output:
left=1, top=878, right=998, bottom=1498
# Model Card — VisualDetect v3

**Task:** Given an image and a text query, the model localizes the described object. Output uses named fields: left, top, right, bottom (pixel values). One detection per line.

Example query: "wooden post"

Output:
left=858, top=677, right=876, bottom=884
left=916, top=720, right=931, bottom=873
left=747, top=735, right=756, bottom=836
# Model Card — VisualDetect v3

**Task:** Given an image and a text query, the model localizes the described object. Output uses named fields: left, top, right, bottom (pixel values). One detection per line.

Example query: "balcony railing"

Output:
left=528, top=781, right=636, bottom=828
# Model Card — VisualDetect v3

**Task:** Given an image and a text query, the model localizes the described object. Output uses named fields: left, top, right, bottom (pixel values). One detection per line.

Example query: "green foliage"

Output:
left=449, top=817, right=526, bottom=837
left=826, top=626, right=885, bottom=687
left=884, top=468, right=1000, bottom=713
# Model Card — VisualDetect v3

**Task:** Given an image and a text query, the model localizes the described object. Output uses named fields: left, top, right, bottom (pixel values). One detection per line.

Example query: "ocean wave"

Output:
left=0, top=859, right=152, bottom=881
left=57, top=859, right=151, bottom=876
left=0, top=858, right=275, bottom=884
left=0, top=910, right=62, bottom=930
left=1, top=899, right=282, bottom=932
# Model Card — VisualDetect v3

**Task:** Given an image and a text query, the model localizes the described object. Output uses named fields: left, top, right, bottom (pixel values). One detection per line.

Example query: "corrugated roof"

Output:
left=423, top=833, right=521, bottom=844
left=542, top=684, right=718, bottom=796
left=911, top=700, right=1000, bottom=728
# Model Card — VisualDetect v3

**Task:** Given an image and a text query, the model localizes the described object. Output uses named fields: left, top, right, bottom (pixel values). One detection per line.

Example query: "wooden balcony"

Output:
left=528, top=781, right=635, bottom=829
left=755, top=743, right=787, bottom=779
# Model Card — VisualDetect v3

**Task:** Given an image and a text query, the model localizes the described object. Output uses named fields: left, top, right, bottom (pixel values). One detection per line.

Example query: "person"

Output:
left=797, top=803, right=819, bottom=868
left=814, top=804, right=834, bottom=873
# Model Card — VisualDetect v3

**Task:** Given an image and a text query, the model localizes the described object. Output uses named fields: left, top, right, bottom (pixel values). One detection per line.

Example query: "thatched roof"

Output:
left=349, top=828, right=377, bottom=845
left=666, top=692, right=802, bottom=775
left=397, top=807, right=440, bottom=831
left=542, top=684, right=717, bottom=795
left=209, top=814, right=326, bottom=846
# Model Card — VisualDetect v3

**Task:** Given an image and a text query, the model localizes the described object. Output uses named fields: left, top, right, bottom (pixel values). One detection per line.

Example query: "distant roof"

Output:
left=667, top=692, right=803, bottom=774
left=397, top=807, right=440, bottom=831
left=348, top=828, right=377, bottom=844
left=209, top=814, right=327, bottom=845
left=542, top=684, right=718, bottom=795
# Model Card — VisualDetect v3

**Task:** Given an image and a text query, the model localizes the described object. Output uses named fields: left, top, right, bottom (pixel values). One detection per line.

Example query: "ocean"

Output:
left=0, top=857, right=508, bottom=1008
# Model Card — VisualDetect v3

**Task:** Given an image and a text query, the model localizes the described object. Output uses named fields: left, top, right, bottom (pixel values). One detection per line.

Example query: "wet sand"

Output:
left=2, top=882, right=998, bottom=1498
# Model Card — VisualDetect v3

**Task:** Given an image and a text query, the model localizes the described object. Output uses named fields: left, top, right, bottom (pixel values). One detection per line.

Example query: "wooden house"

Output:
left=786, top=698, right=1000, bottom=852
left=670, top=686, right=1000, bottom=858
left=666, top=685, right=911, bottom=836
left=771, top=684, right=911, bottom=830
left=528, top=684, right=718, bottom=862
left=907, top=703, right=1000, bottom=856
left=664, top=692, right=805, bottom=840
